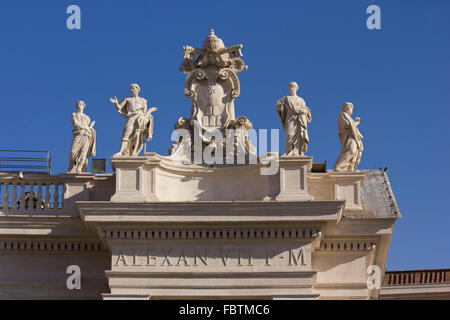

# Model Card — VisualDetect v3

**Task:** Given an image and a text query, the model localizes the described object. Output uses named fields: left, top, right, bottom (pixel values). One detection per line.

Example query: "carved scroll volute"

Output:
left=219, top=68, right=240, bottom=99
left=184, top=68, right=206, bottom=121
left=184, top=68, right=206, bottom=98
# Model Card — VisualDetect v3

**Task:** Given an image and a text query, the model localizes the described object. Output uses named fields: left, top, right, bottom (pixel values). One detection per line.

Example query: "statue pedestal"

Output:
left=59, top=172, right=95, bottom=211
left=276, top=156, right=313, bottom=201
left=110, top=155, right=160, bottom=202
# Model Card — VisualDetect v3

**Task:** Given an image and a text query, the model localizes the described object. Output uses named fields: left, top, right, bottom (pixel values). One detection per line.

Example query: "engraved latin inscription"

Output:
left=112, top=243, right=311, bottom=272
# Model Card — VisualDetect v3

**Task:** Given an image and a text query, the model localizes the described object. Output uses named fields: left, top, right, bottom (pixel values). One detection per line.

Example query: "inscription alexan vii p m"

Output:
left=112, top=243, right=311, bottom=272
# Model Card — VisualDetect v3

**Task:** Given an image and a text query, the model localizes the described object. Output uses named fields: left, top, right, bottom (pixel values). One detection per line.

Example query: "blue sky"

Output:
left=0, top=0, right=449, bottom=270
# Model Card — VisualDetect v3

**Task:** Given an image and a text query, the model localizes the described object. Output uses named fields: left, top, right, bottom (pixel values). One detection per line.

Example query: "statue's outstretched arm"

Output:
left=118, top=99, right=127, bottom=112
left=110, top=97, right=126, bottom=113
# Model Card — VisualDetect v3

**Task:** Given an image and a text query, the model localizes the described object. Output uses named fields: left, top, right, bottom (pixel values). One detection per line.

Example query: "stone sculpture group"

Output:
left=67, top=30, right=364, bottom=173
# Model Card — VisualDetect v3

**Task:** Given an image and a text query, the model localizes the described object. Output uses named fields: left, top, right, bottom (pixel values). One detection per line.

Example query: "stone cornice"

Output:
left=105, top=270, right=318, bottom=278
left=77, top=200, right=345, bottom=224
left=334, top=217, right=397, bottom=235
left=101, top=227, right=322, bottom=241
left=0, top=238, right=107, bottom=252
left=317, top=238, right=376, bottom=252
left=0, top=216, right=89, bottom=236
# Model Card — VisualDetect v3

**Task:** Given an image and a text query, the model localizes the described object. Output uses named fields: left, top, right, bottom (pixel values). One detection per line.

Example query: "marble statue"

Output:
left=110, top=83, right=157, bottom=157
left=68, top=100, right=96, bottom=173
left=225, top=116, right=257, bottom=158
left=276, top=82, right=312, bottom=156
left=333, top=102, right=364, bottom=171
left=169, top=29, right=256, bottom=162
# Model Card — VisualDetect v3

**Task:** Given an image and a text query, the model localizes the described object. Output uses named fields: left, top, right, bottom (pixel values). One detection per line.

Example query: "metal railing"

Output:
left=0, top=150, right=51, bottom=174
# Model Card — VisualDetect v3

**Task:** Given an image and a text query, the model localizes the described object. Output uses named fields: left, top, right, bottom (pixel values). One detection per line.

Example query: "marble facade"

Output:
left=0, top=157, right=400, bottom=299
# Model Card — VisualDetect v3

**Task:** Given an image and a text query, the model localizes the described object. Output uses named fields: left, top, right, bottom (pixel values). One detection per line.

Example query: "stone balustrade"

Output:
left=0, top=156, right=370, bottom=215
left=0, top=174, right=64, bottom=213
left=0, top=172, right=110, bottom=216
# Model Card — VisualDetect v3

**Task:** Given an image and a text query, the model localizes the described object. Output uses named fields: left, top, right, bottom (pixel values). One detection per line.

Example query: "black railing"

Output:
left=0, top=150, right=51, bottom=174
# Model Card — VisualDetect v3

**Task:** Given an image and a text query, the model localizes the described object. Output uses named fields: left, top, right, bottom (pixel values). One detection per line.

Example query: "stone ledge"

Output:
left=77, top=200, right=344, bottom=224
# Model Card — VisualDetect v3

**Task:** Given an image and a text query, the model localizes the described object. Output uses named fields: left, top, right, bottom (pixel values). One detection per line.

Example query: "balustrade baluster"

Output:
left=53, top=183, right=59, bottom=209
left=11, top=183, right=18, bottom=210
left=2, top=184, right=9, bottom=208
left=45, top=184, right=51, bottom=208
left=61, top=184, right=66, bottom=208
left=20, top=183, right=26, bottom=210
left=29, top=183, right=34, bottom=210
left=36, top=183, right=43, bottom=210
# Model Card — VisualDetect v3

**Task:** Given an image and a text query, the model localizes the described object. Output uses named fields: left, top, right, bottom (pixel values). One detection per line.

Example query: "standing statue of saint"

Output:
left=68, top=100, right=96, bottom=173
left=276, top=82, right=312, bottom=156
left=110, top=83, right=157, bottom=157
left=333, top=102, right=364, bottom=171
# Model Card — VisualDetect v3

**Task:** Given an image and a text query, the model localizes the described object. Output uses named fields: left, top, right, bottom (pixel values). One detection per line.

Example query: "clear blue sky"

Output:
left=0, top=0, right=449, bottom=271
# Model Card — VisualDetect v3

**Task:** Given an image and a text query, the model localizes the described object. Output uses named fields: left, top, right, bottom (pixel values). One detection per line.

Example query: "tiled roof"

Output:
left=383, top=269, right=450, bottom=286
left=344, top=170, right=401, bottom=218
